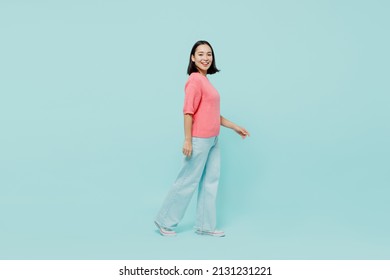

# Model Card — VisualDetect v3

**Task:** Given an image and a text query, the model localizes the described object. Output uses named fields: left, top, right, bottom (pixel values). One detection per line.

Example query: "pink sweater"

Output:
left=183, top=72, right=220, bottom=138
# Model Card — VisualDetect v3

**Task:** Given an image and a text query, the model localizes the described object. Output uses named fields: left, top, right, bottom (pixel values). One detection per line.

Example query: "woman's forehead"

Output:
left=195, top=44, right=212, bottom=53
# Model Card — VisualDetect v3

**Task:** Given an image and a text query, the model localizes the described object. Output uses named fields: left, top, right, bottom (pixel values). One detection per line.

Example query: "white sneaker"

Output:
left=195, top=229, right=225, bottom=237
left=154, top=221, right=176, bottom=236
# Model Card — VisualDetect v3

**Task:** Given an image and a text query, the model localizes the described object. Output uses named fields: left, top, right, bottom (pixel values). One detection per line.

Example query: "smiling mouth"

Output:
left=201, top=62, right=209, bottom=67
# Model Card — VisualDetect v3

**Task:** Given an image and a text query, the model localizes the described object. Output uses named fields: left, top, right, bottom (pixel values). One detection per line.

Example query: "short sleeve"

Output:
left=183, top=79, right=202, bottom=115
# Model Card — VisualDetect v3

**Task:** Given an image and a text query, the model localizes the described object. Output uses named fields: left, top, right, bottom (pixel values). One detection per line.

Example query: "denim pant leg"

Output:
left=155, top=137, right=214, bottom=229
left=195, top=137, right=220, bottom=231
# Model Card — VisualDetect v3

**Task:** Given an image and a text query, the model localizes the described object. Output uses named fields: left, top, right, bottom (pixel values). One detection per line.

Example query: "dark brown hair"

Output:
left=187, top=40, right=220, bottom=75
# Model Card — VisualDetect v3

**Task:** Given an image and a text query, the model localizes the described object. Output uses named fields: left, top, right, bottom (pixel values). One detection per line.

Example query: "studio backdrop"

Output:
left=1, top=0, right=389, bottom=259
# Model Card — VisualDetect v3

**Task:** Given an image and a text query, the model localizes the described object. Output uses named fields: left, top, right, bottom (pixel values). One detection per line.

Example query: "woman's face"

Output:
left=191, top=44, right=213, bottom=75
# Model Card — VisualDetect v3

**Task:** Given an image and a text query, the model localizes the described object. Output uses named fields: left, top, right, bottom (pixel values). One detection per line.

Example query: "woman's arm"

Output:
left=183, top=114, right=193, bottom=156
left=220, top=115, right=250, bottom=139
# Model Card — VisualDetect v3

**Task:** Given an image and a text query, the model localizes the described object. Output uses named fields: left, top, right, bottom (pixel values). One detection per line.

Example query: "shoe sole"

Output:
left=154, top=221, right=176, bottom=236
left=195, top=230, right=225, bottom=237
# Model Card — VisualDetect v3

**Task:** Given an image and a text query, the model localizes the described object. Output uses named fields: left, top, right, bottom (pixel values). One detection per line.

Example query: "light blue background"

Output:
left=1, top=0, right=389, bottom=259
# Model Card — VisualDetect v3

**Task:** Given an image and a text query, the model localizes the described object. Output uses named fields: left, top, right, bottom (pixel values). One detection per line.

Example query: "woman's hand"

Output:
left=182, top=139, right=192, bottom=157
left=233, top=125, right=250, bottom=139
left=220, top=115, right=250, bottom=139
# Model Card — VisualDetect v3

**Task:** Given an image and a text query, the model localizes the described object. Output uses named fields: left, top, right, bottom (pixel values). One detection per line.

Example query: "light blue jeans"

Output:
left=155, top=136, right=220, bottom=232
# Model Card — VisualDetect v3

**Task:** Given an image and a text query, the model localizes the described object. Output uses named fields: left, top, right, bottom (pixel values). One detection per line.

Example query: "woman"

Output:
left=154, top=40, right=249, bottom=237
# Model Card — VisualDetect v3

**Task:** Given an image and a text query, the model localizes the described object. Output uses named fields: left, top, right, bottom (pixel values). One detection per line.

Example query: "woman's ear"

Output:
left=191, top=55, right=195, bottom=62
